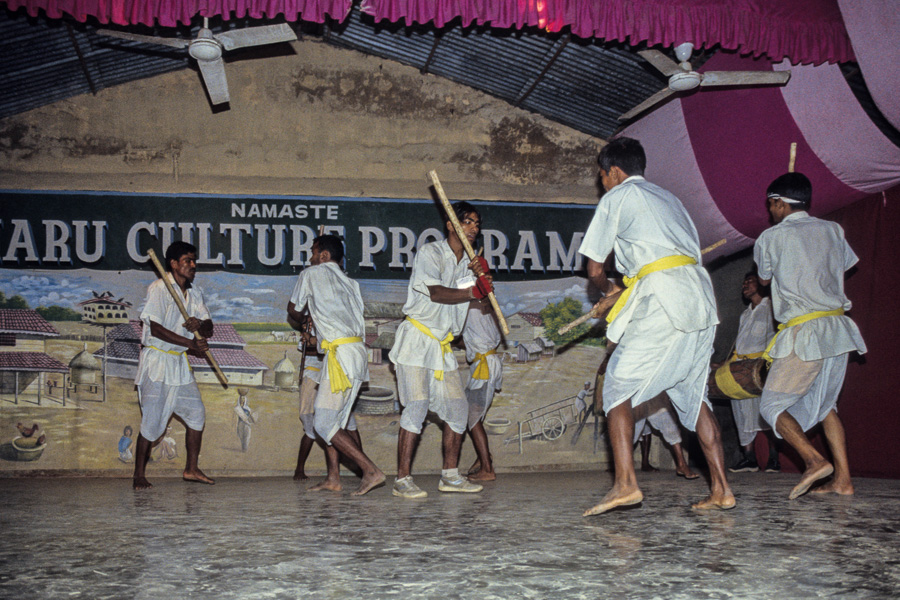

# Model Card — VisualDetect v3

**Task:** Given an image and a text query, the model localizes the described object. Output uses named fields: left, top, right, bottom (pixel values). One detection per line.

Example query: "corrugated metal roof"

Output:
left=2, top=5, right=896, bottom=144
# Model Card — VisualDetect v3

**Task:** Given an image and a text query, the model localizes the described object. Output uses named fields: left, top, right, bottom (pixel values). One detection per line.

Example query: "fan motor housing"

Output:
left=189, top=32, right=223, bottom=61
left=668, top=71, right=701, bottom=92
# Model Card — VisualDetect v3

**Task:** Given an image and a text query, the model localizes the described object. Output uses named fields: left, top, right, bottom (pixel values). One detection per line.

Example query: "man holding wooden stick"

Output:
left=389, top=201, right=490, bottom=498
left=578, top=137, right=734, bottom=515
left=133, top=241, right=215, bottom=489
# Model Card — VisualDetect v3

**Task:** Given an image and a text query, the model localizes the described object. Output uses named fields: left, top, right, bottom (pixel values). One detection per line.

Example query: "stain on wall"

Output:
left=0, top=40, right=601, bottom=203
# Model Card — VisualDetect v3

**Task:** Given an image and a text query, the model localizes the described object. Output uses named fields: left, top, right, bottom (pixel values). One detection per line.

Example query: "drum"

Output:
left=708, top=358, right=768, bottom=400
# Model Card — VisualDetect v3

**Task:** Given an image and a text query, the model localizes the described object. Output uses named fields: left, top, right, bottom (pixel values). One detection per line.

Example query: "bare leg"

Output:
left=671, top=442, right=699, bottom=479
left=811, top=410, right=854, bottom=496
left=583, top=401, right=643, bottom=517
left=328, top=429, right=385, bottom=496
left=640, top=434, right=658, bottom=472
left=339, top=429, right=365, bottom=478
left=309, top=439, right=343, bottom=492
left=183, top=427, right=214, bottom=484
left=775, top=412, right=833, bottom=499
left=397, top=427, right=420, bottom=480
left=293, top=435, right=315, bottom=481
left=468, top=421, right=496, bottom=481
left=467, top=456, right=482, bottom=476
left=133, top=434, right=153, bottom=489
left=442, top=426, right=464, bottom=470
left=691, top=404, right=735, bottom=509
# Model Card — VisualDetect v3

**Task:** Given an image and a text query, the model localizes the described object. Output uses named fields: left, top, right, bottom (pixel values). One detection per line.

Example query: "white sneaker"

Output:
left=392, top=476, right=427, bottom=499
left=438, top=474, right=483, bottom=493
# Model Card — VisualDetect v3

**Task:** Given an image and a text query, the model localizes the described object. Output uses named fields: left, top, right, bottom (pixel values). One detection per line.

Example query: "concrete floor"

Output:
left=1, top=471, right=898, bottom=599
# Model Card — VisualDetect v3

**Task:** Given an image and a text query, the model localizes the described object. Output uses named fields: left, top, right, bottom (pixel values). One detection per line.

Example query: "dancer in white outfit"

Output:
left=755, top=173, right=866, bottom=499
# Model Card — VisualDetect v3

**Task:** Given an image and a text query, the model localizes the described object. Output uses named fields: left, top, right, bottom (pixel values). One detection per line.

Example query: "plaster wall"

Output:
left=0, top=39, right=601, bottom=204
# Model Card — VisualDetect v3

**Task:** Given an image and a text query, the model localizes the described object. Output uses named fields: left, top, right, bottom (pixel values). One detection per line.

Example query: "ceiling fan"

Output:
left=619, top=42, right=791, bottom=121
left=97, top=18, right=297, bottom=105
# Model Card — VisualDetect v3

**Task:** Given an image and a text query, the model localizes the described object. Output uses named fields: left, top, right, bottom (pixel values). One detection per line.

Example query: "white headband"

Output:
left=767, top=192, right=803, bottom=205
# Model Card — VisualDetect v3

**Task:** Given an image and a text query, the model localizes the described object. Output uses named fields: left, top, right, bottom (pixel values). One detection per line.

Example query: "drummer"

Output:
left=713, top=271, right=781, bottom=473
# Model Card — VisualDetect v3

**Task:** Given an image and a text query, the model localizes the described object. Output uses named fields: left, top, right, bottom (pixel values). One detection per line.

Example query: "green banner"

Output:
left=0, top=190, right=595, bottom=280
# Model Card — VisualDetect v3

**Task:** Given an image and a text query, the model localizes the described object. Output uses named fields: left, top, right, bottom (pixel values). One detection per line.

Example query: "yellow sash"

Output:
left=148, top=345, right=185, bottom=356
left=714, top=351, right=764, bottom=400
left=320, top=337, right=363, bottom=393
left=762, top=308, right=845, bottom=363
left=606, top=255, right=698, bottom=324
left=471, top=348, right=497, bottom=380
left=406, top=317, right=454, bottom=380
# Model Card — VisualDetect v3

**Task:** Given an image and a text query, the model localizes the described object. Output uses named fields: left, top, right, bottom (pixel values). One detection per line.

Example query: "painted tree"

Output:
left=540, top=297, right=604, bottom=346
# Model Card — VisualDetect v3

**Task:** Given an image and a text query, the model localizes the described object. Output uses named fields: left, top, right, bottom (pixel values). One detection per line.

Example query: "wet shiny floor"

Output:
left=1, top=471, right=898, bottom=599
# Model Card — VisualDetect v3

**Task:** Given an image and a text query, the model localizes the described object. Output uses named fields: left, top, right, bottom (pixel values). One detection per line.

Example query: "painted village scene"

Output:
left=0, top=266, right=615, bottom=478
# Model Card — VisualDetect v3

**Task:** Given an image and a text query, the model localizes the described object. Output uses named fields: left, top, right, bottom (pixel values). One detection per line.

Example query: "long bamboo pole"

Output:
left=428, top=170, right=509, bottom=335
left=147, top=249, right=228, bottom=388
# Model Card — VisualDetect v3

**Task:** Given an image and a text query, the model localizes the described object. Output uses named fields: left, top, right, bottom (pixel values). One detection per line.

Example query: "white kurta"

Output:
left=578, top=176, right=718, bottom=429
left=136, top=275, right=211, bottom=387
left=731, top=298, right=776, bottom=446
left=389, top=239, right=473, bottom=372
left=754, top=211, right=866, bottom=360
left=289, top=261, right=368, bottom=384
left=463, top=304, right=503, bottom=392
left=754, top=211, right=866, bottom=433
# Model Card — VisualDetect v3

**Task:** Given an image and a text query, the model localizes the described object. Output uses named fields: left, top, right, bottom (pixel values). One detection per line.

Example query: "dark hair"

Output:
left=314, top=234, right=344, bottom=263
left=767, top=172, right=812, bottom=210
left=597, top=137, right=646, bottom=176
left=164, top=241, right=197, bottom=271
left=743, top=270, right=770, bottom=298
left=451, top=201, right=480, bottom=225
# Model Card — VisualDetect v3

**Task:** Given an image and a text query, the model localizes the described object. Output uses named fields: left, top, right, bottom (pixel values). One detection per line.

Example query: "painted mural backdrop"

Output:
left=0, top=190, right=611, bottom=477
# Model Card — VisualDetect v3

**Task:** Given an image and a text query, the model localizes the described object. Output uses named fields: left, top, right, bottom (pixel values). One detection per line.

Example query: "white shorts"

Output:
left=396, top=364, right=468, bottom=434
left=137, top=379, right=205, bottom=441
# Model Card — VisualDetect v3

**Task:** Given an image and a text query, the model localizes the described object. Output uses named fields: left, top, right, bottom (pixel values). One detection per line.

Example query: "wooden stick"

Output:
left=558, top=238, right=728, bottom=335
left=428, top=170, right=510, bottom=335
left=146, top=249, right=228, bottom=388
left=788, top=142, right=797, bottom=173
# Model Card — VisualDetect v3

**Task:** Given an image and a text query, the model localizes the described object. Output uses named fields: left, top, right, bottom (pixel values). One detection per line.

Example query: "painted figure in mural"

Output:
left=754, top=172, right=866, bottom=499
left=388, top=200, right=490, bottom=498
left=713, top=271, right=782, bottom=474
left=290, top=318, right=364, bottom=483
left=462, top=295, right=503, bottom=482
left=578, top=137, right=734, bottom=515
left=117, top=425, right=134, bottom=463
left=286, top=235, right=385, bottom=496
left=154, top=426, right=178, bottom=461
left=234, top=392, right=257, bottom=452
left=132, top=241, right=215, bottom=490
left=574, top=381, right=592, bottom=419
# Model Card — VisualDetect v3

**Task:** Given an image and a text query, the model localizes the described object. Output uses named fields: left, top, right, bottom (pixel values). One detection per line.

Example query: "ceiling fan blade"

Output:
left=216, top=23, right=297, bottom=51
left=96, top=29, right=190, bottom=50
left=618, top=87, right=677, bottom=121
left=637, top=49, right=682, bottom=77
left=197, top=58, right=230, bottom=105
left=700, top=70, right=791, bottom=87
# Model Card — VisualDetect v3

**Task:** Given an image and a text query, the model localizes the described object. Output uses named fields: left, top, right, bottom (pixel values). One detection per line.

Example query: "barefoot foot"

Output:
left=692, top=491, right=736, bottom=510
left=133, top=476, right=152, bottom=490
left=810, top=479, right=854, bottom=496
left=468, top=470, right=497, bottom=482
left=293, top=471, right=309, bottom=481
left=789, top=463, right=834, bottom=500
left=309, top=478, right=342, bottom=492
left=351, top=471, right=386, bottom=496
left=677, top=468, right=700, bottom=480
left=583, top=488, right=643, bottom=517
left=183, top=470, right=215, bottom=485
